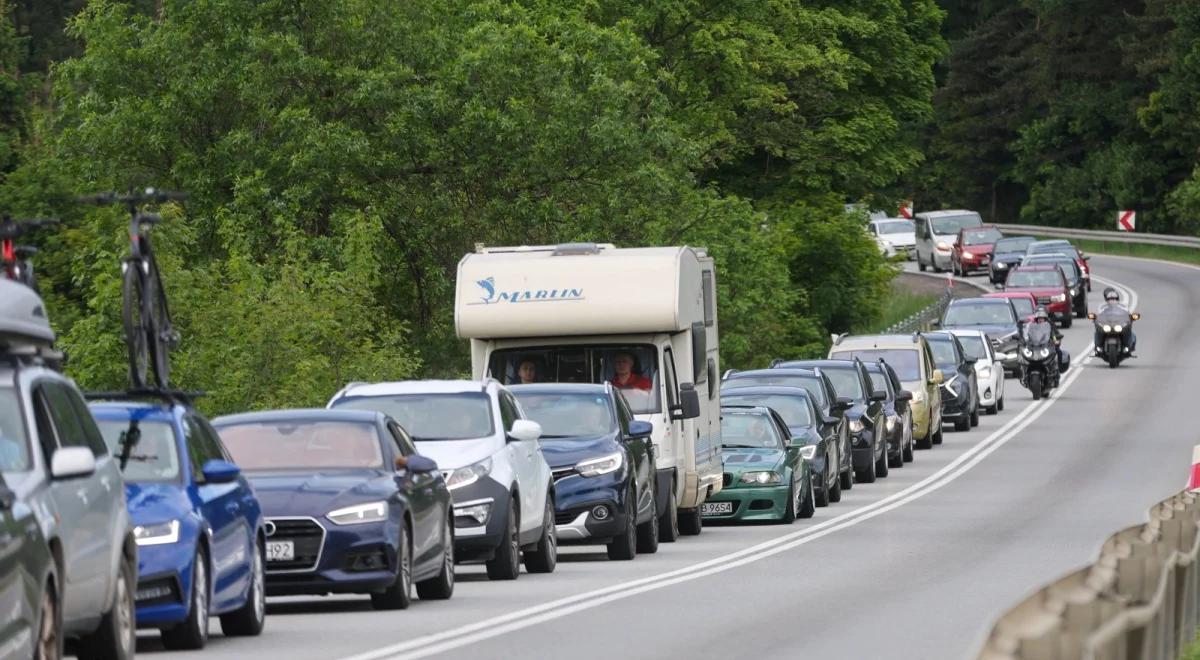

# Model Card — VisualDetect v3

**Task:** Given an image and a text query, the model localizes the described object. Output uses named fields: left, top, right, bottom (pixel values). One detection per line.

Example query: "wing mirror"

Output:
left=670, top=383, right=702, bottom=421
left=626, top=420, right=653, bottom=439
left=507, top=419, right=543, bottom=443
left=822, top=415, right=838, bottom=426
left=870, top=390, right=888, bottom=402
left=930, top=319, right=941, bottom=328
left=930, top=369, right=944, bottom=385
left=404, top=455, right=439, bottom=473
left=895, top=390, right=913, bottom=402
left=51, top=447, right=96, bottom=480
left=833, top=397, right=854, bottom=412
left=201, top=459, right=241, bottom=484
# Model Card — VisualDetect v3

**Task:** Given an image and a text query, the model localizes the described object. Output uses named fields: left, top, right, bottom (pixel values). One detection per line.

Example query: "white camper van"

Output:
left=455, top=243, right=723, bottom=539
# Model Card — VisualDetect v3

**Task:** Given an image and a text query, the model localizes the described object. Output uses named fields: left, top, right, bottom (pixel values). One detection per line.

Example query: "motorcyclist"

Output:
left=1025, top=306, right=1063, bottom=367
left=1093, top=287, right=1136, bottom=356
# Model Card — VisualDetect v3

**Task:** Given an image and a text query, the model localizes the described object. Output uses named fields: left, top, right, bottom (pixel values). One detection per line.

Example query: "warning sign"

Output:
left=1117, top=210, right=1136, bottom=232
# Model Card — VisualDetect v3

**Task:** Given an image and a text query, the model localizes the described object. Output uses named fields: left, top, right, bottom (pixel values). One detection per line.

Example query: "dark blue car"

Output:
left=509, top=383, right=661, bottom=561
left=211, top=409, right=455, bottom=610
left=90, top=397, right=266, bottom=650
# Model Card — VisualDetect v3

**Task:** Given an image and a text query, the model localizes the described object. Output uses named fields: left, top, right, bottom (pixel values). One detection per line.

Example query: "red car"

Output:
left=982, top=291, right=1037, bottom=323
left=1001, top=265, right=1073, bottom=327
left=951, top=225, right=1004, bottom=276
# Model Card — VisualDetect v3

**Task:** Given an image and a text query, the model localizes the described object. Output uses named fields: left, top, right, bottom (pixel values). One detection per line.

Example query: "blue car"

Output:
left=211, top=409, right=455, bottom=610
left=90, top=396, right=266, bottom=650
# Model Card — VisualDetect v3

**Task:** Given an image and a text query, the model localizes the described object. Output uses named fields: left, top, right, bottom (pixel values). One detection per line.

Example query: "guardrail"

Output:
left=995, top=223, right=1200, bottom=249
left=880, top=287, right=953, bottom=334
left=976, top=488, right=1200, bottom=660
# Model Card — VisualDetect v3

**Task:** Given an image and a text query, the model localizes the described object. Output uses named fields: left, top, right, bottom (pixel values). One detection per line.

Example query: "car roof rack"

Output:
left=84, top=387, right=206, bottom=406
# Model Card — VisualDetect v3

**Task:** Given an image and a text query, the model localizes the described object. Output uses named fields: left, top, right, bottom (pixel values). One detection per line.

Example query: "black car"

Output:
left=771, top=359, right=889, bottom=484
left=989, top=236, right=1037, bottom=284
left=720, top=385, right=840, bottom=507
left=863, top=360, right=914, bottom=468
left=509, top=383, right=660, bottom=561
left=722, top=368, right=854, bottom=494
left=920, top=332, right=979, bottom=432
left=936, top=297, right=1022, bottom=373
left=1022, top=253, right=1087, bottom=318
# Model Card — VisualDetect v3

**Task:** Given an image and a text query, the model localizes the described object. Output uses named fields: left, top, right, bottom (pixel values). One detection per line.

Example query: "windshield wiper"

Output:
left=722, top=443, right=764, bottom=449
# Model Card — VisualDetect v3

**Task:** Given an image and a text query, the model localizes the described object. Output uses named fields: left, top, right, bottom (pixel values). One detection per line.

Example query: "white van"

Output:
left=455, top=243, right=723, bottom=539
left=914, top=209, right=983, bottom=272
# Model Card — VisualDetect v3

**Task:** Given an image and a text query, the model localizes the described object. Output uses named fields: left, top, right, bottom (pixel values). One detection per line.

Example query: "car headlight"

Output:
left=849, top=419, right=865, bottom=433
left=134, top=520, right=180, bottom=546
left=1114, top=324, right=1123, bottom=332
left=798, top=445, right=817, bottom=460
left=963, top=252, right=975, bottom=260
left=1051, top=294, right=1066, bottom=302
left=886, top=415, right=898, bottom=431
left=1069, top=288, right=1077, bottom=296
left=454, top=502, right=491, bottom=526
left=1102, top=324, right=1112, bottom=332
left=995, top=261, right=1008, bottom=269
left=936, top=241, right=950, bottom=251
left=327, top=501, right=388, bottom=526
left=978, top=365, right=992, bottom=379
left=576, top=452, right=623, bottom=477
left=445, top=457, right=492, bottom=490
left=911, top=390, right=925, bottom=403
left=1039, top=348, right=1050, bottom=358
left=739, top=471, right=782, bottom=485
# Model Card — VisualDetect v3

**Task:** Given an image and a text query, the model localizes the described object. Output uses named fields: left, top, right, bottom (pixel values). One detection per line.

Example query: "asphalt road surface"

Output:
left=119, top=254, right=1197, bottom=660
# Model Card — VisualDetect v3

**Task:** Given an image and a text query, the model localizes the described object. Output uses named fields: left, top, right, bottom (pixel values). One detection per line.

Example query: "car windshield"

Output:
left=954, top=335, right=988, bottom=360
left=512, top=392, right=614, bottom=438
left=1025, top=257, right=1079, bottom=280
left=1005, top=297, right=1035, bottom=317
left=994, top=237, right=1036, bottom=254
left=926, top=339, right=958, bottom=368
left=723, top=374, right=828, bottom=408
left=721, top=412, right=782, bottom=449
left=217, top=420, right=384, bottom=470
left=1006, top=270, right=1062, bottom=288
left=944, top=303, right=1015, bottom=326
left=877, top=220, right=913, bottom=235
left=1029, top=242, right=1074, bottom=255
left=866, top=371, right=890, bottom=393
left=0, top=386, right=30, bottom=472
left=488, top=345, right=660, bottom=414
left=332, top=393, right=494, bottom=441
left=96, top=420, right=181, bottom=482
left=820, top=368, right=865, bottom=401
left=931, top=214, right=982, bottom=235
left=721, top=393, right=813, bottom=427
left=834, top=350, right=920, bottom=382
left=963, top=228, right=1002, bottom=245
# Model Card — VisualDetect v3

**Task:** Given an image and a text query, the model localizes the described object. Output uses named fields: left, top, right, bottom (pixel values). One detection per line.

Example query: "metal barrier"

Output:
left=994, top=223, right=1200, bottom=249
left=977, top=490, right=1200, bottom=660
left=881, top=288, right=954, bottom=335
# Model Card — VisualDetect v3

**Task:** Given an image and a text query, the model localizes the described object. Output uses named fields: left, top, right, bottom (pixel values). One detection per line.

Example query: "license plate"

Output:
left=701, top=502, right=734, bottom=516
left=266, top=540, right=295, bottom=562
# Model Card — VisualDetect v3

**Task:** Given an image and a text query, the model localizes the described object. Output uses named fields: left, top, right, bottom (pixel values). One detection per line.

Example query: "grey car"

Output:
left=0, top=279, right=138, bottom=660
left=936, top=297, right=1022, bottom=375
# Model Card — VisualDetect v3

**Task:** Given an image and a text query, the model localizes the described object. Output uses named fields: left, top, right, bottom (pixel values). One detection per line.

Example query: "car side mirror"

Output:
left=895, top=390, right=913, bottom=402
left=870, top=390, right=887, bottom=402
left=964, top=358, right=977, bottom=366
left=627, top=420, right=654, bottom=439
left=1131, top=312, right=1141, bottom=321
left=507, top=419, right=542, bottom=443
left=51, top=447, right=96, bottom=480
left=930, top=369, right=944, bottom=385
left=201, top=459, right=241, bottom=484
left=822, top=415, right=838, bottom=426
left=404, top=455, right=439, bottom=473
left=834, top=397, right=854, bottom=412
left=671, top=384, right=701, bottom=421
left=931, top=319, right=941, bottom=328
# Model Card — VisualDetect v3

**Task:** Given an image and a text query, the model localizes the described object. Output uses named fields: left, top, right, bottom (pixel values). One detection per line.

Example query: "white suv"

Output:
left=327, top=380, right=557, bottom=580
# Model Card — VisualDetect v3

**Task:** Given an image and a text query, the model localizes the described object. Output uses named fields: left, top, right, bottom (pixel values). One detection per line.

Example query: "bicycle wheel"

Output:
left=146, top=261, right=171, bottom=388
left=121, top=264, right=150, bottom=388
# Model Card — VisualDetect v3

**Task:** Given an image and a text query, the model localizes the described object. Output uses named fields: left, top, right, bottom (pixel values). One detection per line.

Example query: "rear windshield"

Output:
left=1006, top=270, right=1063, bottom=288
left=722, top=374, right=827, bottom=408
left=994, top=237, right=1035, bottom=254
left=1024, top=257, right=1079, bottom=280
left=721, top=393, right=813, bottom=427
left=332, top=393, right=494, bottom=441
left=217, top=420, right=384, bottom=470
left=833, top=349, right=919, bottom=382
left=0, top=387, right=29, bottom=472
left=721, top=412, right=783, bottom=449
left=1029, top=242, right=1075, bottom=255
left=96, top=420, right=181, bottom=482
left=963, top=228, right=1002, bottom=246
left=511, top=392, right=615, bottom=438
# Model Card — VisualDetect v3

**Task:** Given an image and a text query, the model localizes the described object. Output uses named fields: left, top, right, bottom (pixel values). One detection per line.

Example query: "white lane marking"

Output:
left=342, top=279, right=1139, bottom=660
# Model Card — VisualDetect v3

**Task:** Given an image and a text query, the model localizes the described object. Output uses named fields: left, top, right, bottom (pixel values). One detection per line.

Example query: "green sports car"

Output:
left=701, top=406, right=815, bottom=523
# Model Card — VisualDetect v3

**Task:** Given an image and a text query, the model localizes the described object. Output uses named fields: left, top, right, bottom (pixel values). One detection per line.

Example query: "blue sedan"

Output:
left=211, top=409, right=455, bottom=610
left=90, top=398, right=266, bottom=650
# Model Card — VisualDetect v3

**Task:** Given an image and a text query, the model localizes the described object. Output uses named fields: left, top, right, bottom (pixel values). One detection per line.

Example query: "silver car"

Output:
left=0, top=279, right=137, bottom=660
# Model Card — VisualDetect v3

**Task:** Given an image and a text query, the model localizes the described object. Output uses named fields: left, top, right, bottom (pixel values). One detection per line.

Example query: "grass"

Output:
left=1182, top=632, right=1200, bottom=660
left=1026, top=234, right=1200, bottom=266
left=872, top=284, right=939, bottom=332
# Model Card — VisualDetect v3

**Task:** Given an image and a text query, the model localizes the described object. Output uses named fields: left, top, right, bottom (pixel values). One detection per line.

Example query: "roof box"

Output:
left=0, top=279, right=55, bottom=349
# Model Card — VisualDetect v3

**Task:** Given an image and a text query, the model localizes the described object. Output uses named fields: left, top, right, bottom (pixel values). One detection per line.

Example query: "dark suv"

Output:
left=771, top=359, right=888, bottom=484
left=921, top=332, right=979, bottom=432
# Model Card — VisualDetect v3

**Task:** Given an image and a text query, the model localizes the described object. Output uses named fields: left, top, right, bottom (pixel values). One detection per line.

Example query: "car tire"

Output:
left=888, top=449, right=903, bottom=468
left=35, top=575, right=61, bottom=660
left=932, top=427, right=944, bottom=445
left=918, top=256, right=927, bottom=272
left=839, top=458, right=854, bottom=490
left=874, top=445, right=889, bottom=478
left=607, top=485, right=638, bottom=561
left=678, top=507, right=703, bottom=536
left=658, top=487, right=679, bottom=543
left=915, top=424, right=933, bottom=450
left=954, top=417, right=970, bottom=431
left=986, top=401, right=998, bottom=415
left=485, top=502, right=521, bottom=580
left=856, top=462, right=876, bottom=484
left=220, top=541, right=266, bottom=636
left=969, top=405, right=980, bottom=427
left=523, top=495, right=558, bottom=574
left=825, top=461, right=841, bottom=503
left=779, top=481, right=797, bottom=524
left=998, top=395, right=1005, bottom=412
left=78, top=556, right=135, bottom=660
left=371, top=523, right=413, bottom=609
left=798, top=479, right=815, bottom=519
left=636, top=490, right=660, bottom=555
left=415, top=516, right=455, bottom=600
left=902, top=435, right=915, bottom=462
left=1061, top=316, right=1072, bottom=329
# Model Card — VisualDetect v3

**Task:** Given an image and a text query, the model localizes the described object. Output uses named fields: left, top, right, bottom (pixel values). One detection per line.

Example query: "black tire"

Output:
left=915, top=423, right=933, bottom=450
left=888, top=449, right=903, bottom=468
left=78, top=556, right=135, bottom=660
left=35, top=576, right=61, bottom=660
left=416, top=517, right=455, bottom=600
left=147, top=262, right=171, bottom=388
left=918, top=256, right=927, bottom=272
left=969, top=405, right=980, bottom=427
left=486, top=500, right=521, bottom=580
left=1106, top=343, right=1120, bottom=368
left=678, top=507, right=702, bottom=536
left=163, top=549, right=210, bottom=650
left=998, top=396, right=1005, bottom=412
left=371, top=523, right=413, bottom=609
left=932, top=427, right=944, bottom=445
left=636, top=487, right=660, bottom=554
left=954, top=417, right=970, bottom=431
left=607, top=485, right=638, bottom=561
left=1029, top=373, right=1043, bottom=400
left=523, top=495, right=558, bottom=573
left=121, top=267, right=149, bottom=389
left=902, top=435, right=914, bottom=462
left=798, top=480, right=815, bottom=519
left=875, top=445, right=889, bottom=478
left=986, top=402, right=998, bottom=415
left=1061, top=315, right=1072, bottom=329
left=220, top=541, right=265, bottom=636
left=658, top=487, right=679, bottom=543
left=825, top=460, right=841, bottom=503
left=856, top=461, right=876, bottom=483
left=778, top=481, right=797, bottom=524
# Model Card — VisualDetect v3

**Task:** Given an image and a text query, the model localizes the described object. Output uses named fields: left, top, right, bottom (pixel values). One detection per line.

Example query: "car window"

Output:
left=183, top=416, right=224, bottom=482
left=944, top=303, right=1015, bottom=326
left=217, top=420, right=385, bottom=471
left=1006, top=269, right=1063, bottom=287
left=963, top=228, right=1002, bottom=245
left=1007, top=297, right=1035, bottom=317
left=926, top=339, right=959, bottom=368
left=867, top=370, right=889, bottom=394
left=31, top=390, right=59, bottom=461
left=498, top=393, right=519, bottom=432
left=488, top=344, right=662, bottom=414
left=955, top=335, right=989, bottom=361
left=388, top=421, right=417, bottom=457
left=723, top=373, right=828, bottom=408
left=834, top=350, right=919, bottom=382
left=721, top=393, right=813, bottom=427
left=96, top=419, right=181, bottom=482
left=40, top=382, right=106, bottom=457
left=0, top=387, right=30, bottom=472
left=820, top=368, right=865, bottom=401
left=995, top=237, right=1035, bottom=253
left=721, top=412, right=783, bottom=449
left=511, top=391, right=616, bottom=438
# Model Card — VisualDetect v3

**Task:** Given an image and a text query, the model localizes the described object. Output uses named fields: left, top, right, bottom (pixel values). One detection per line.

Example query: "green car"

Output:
left=701, top=406, right=815, bottom=523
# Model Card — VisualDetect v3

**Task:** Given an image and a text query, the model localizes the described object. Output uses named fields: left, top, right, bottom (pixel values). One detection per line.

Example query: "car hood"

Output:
left=412, top=437, right=499, bottom=471
left=961, top=244, right=993, bottom=255
left=246, top=471, right=395, bottom=517
left=125, top=481, right=191, bottom=526
left=720, top=447, right=784, bottom=471
left=538, top=434, right=621, bottom=470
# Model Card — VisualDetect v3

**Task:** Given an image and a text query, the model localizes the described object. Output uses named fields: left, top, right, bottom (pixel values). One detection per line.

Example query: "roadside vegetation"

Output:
left=871, top=285, right=939, bottom=333
left=1049, top=237, right=1200, bottom=268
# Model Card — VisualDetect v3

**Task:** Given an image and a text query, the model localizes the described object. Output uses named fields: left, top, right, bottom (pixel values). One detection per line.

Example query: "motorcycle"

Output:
left=1018, top=323, right=1071, bottom=399
left=1087, top=308, right=1140, bottom=368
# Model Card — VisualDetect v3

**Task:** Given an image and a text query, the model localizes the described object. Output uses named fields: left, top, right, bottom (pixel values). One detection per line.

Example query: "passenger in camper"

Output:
left=517, top=357, right=540, bottom=384
left=611, top=351, right=652, bottom=391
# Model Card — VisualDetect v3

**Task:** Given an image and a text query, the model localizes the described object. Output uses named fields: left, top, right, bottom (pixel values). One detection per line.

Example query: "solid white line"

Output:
left=341, top=278, right=1138, bottom=660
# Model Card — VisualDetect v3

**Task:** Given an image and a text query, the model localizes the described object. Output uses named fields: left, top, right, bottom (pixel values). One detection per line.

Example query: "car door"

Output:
left=387, top=420, right=438, bottom=567
left=198, top=415, right=260, bottom=608
left=614, top=391, right=651, bottom=520
left=183, top=414, right=247, bottom=610
left=0, top=471, right=37, bottom=659
left=498, top=392, right=543, bottom=539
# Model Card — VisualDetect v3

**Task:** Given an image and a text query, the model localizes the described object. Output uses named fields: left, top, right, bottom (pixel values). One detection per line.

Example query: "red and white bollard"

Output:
left=1187, top=445, right=1200, bottom=492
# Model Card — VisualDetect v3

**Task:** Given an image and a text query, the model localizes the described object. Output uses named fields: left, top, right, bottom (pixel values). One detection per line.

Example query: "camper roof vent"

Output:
left=551, top=242, right=603, bottom=256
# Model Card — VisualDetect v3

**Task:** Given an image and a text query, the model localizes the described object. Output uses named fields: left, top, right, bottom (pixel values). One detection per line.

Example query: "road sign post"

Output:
left=1117, top=210, right=1136, bottom=232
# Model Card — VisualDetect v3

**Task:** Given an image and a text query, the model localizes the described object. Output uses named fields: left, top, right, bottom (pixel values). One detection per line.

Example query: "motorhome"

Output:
left=455, top=243, right=723, bottom=538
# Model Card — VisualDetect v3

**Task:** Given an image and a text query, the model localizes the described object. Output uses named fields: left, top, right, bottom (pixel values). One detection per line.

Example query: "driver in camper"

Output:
left=611, top=351, right=652, bottom=391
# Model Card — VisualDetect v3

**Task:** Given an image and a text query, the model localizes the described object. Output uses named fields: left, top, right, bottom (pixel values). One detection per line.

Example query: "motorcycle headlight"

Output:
left=134, top=520, right=180, bottom=546
left=1022, top=347, right=1034, bottom=358
left=995, top=262, right=1008, bottom=269
left=740, top=471, right=782, bottom=485
left=576, top=452, right=623, bottom=477
left=1102, top=324, right=1112, bottom=332
left=1113, top=324, right=1123, bottom=332
left=849, top=419, right=865, bottom=433
left=798, top=445, right=817, bottom=461
left=1051, top=294, right=1067, bottom=302
left=445, top=457, right=493, bottom=490
left=1039, top=348, right=1050, bottom=358
left=1069, top=288, right=1077, bottom=296
left=327, top=501, right=388, bottom=526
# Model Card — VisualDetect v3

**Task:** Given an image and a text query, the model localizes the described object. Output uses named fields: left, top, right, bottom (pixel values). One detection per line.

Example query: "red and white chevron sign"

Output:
left=1117, top=210, right=1136, bottom=232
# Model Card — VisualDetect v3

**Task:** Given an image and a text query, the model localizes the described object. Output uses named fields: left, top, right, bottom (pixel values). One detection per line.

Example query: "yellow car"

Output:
left=828, top=334, right=945, bottom=447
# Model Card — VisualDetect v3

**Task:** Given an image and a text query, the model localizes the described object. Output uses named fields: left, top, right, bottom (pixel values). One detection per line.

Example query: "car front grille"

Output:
left=266, top=517, right=325, bottom=572
left=555, top=510, right=580, bottom=525
left=551, top=467, right=576, bottom=482
left=1036, top=296, right=1052, bottom=304
left=722, top=473, right=733, bottom=488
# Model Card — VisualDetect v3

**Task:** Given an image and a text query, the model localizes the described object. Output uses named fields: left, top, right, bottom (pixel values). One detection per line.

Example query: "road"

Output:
left=123, top=254, right=1198, bottom=660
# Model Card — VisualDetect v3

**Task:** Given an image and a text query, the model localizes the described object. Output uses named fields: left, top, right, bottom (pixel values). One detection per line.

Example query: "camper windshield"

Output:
left=931, top=214, right=982, bottom=235
left=0, top=386, right=30, bottom=472
left=489, top=345, right=661, bottom=414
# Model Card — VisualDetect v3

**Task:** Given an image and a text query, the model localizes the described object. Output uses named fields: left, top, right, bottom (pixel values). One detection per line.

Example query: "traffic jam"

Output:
left=0, top=210, right=1141, bottom=659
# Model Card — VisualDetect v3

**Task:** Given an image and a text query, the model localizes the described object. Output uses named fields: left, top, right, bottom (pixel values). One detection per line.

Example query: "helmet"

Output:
left=1103, top=287, right=1119, bottom=302
left=1033, top=307, right=1049, bottom=322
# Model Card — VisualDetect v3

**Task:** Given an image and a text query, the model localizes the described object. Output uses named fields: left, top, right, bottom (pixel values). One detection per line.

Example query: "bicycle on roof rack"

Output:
left=0, top=215, right=59, bottom=293
left=79, top=188, right=187, bottom=390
